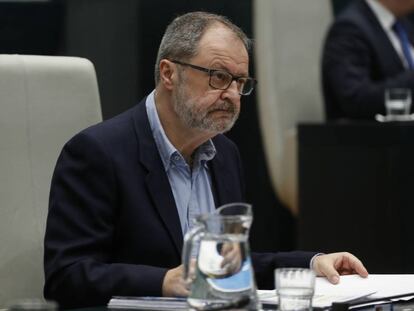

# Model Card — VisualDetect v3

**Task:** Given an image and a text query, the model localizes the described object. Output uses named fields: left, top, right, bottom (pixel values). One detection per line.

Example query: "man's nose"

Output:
left=222, top=80, right=241, bottom=98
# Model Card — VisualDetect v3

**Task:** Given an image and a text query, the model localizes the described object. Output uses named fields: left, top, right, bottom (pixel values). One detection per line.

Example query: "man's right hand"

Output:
left=162, top=264, right=190, bottom=297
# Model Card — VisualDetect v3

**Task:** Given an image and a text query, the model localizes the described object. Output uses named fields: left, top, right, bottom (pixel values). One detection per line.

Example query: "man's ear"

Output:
left=159, top=59, right=176, bottom=90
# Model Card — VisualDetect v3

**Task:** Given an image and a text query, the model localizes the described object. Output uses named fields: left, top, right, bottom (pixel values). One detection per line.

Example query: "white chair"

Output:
left=254, top=0, right=332, bottom=215
left=0, top=55, right=102, bottom=306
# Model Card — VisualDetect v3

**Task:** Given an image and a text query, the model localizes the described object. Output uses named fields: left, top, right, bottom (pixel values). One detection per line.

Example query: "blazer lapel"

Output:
left=209, top=141, right=234, bottom=208
left=132, top=100, right=183, bottom=255
left=360, top=0, right=405, bottom=71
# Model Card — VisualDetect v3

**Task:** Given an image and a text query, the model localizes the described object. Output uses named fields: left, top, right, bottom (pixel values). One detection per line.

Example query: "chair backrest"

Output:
left=0, top=54, right=102, bottom=306
left=254, top=0, right=332, bottom=214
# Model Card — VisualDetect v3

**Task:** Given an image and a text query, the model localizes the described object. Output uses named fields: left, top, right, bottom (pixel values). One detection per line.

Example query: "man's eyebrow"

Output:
left=211, top=63, right=249, bottom=77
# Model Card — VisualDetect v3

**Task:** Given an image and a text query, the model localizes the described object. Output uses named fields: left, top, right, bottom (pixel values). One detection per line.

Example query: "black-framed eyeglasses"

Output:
left=170, top=60, right=257, bottom=96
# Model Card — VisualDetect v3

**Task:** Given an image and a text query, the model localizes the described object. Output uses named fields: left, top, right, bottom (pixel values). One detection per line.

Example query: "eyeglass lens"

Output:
left=210, top=70, right=254, bottom=95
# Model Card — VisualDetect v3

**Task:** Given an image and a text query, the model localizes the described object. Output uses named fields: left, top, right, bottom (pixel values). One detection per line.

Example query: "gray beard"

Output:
left=172, top=85, right=239, bottom=134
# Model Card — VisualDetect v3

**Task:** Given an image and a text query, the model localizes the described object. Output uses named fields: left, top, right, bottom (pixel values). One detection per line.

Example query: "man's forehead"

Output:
left=196, top=24, right=249, bottom=66
left=199, top=23, right=246, bottom=47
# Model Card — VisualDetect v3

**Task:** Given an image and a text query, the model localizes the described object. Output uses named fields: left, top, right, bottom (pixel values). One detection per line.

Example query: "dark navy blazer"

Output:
left=44, top=98, right=315, bottom=308
left=322, top=0, right=414, bottom=120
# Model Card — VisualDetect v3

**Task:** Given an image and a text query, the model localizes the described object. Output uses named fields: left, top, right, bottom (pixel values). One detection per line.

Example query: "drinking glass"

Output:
left=385, top=88, right=411, bottom=118
left=275, top=268, right=315, bottom=311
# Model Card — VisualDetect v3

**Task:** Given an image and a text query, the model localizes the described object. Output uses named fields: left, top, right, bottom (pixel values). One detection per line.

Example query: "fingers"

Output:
left=319, top=258, right=340, bottom=284
left=220, top=242, right=233, bottom=257
left=346, top=254, right=369, bottom=278
left=313, top=252, right=369, bottom=285
left=220, top=243, right=242, bottom=274
left=162, top=265, right=189, bottom=297
left=220, top=246, right=237, bottom=267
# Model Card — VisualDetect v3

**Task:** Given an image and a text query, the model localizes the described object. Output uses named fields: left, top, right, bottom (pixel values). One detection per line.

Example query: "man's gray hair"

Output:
left=154, top=11, right=251, bottom=85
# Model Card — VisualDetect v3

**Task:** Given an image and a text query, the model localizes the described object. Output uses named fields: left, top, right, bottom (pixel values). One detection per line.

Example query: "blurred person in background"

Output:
left=323, top=0, right=414, bottom=120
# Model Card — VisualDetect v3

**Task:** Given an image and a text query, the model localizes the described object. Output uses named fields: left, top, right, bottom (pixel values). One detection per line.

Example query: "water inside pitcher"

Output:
left=182, top=202, right=260, bottom=310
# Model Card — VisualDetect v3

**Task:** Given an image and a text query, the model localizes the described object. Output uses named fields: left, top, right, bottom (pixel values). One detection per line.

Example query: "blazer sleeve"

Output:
left=251, top=251, right=316, bottom=289
left=323, top=20, right=414, bottom=119
left=44, top=132, right=167, bottom=309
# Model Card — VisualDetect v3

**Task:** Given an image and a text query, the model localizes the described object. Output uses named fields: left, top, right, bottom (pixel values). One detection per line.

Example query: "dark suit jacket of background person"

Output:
left=322, top=0, right=414, bottom=120
left=43, top=97, right=316, bottom=309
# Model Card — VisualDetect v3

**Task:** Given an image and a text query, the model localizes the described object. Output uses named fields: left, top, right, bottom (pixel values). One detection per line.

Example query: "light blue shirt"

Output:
left=146, top=90, right=216, bottom=235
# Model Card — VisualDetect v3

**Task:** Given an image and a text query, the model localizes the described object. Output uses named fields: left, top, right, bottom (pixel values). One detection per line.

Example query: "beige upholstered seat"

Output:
left=254, top=0, right=332, bottom=215
left=0, top=55, right=102, bottom=306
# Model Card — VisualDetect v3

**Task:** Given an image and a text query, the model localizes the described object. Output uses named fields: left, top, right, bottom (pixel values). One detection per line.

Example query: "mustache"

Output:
left=207, top=101, right=236, bottom=114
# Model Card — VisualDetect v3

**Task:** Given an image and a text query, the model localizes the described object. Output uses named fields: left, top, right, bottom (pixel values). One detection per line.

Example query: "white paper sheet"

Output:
left=258, top=274, right=414, bottom=308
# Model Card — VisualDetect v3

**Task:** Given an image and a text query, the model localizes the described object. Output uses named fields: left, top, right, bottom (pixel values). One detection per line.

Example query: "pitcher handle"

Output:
left=182, top=224, right=204, bottom=281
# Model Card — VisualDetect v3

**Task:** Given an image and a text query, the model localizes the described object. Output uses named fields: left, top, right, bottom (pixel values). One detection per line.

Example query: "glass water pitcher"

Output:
left=182, top=202, right=260, bottom=310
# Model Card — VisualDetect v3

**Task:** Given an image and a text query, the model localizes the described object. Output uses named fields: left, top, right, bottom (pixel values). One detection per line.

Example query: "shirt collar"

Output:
left=365, top=0, right=396, bottom=30
left=145, top=90, right=216, bottom=171
left=194, top=139, right=216, bottom=166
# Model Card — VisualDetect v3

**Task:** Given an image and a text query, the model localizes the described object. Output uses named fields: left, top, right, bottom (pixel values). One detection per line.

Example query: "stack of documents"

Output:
left=108, top=296, right=188, bottom=310
left=258, top=274, right=414, bottom=308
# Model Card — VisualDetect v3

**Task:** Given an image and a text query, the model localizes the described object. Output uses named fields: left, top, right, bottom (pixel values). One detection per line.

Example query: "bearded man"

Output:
left=44, top=11, right=368, bottom=309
